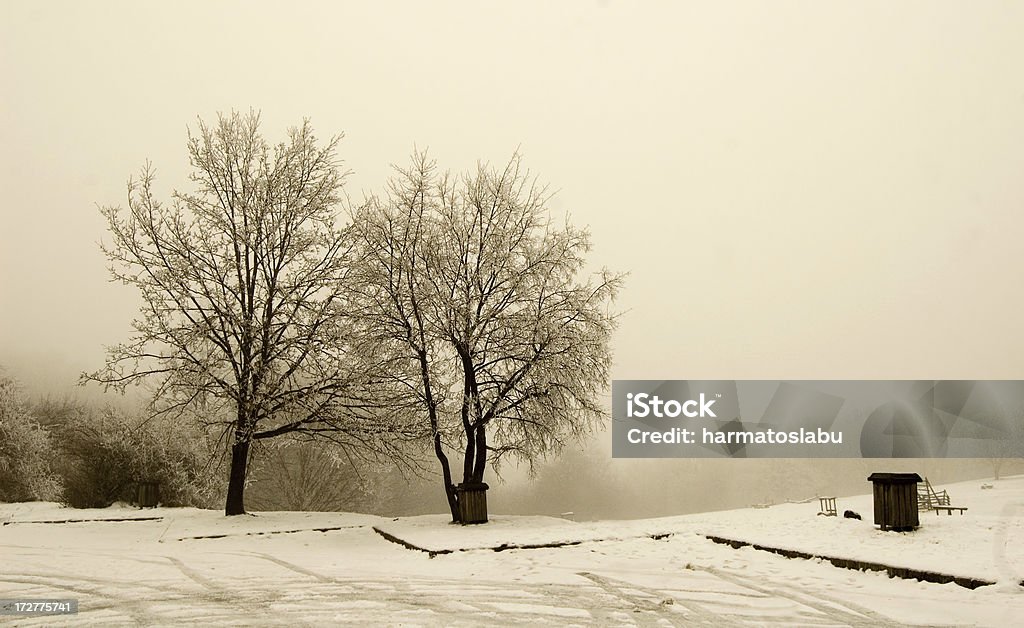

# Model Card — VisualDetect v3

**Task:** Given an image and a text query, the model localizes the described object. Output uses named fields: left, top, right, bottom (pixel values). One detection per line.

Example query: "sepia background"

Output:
left=3, top=1, right=1023, bottom=517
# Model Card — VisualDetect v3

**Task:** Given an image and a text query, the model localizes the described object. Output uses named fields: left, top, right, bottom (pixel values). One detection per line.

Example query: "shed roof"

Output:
left=867, top=472, right=923, bottom=483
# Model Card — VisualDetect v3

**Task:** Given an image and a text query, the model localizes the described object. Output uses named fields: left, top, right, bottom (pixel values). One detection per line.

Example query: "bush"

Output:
left=246, top=441, right=449, bottom=515
left=246, top=441, right=373, bottom=512
left=0, top=374, right=61, bottom=502
left=41, top=402, right=224, bottom=509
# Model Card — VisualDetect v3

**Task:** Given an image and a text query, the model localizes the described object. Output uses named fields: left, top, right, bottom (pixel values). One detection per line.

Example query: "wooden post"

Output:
left=137, top=480, right=160, bottom=509
left=456, top=482, right=489, bottom=524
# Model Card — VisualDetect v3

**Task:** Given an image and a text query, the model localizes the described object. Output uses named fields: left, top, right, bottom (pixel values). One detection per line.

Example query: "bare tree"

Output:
left=85, top=111, right=407, bottom=515
left=350, top=151, right=623, bottom=522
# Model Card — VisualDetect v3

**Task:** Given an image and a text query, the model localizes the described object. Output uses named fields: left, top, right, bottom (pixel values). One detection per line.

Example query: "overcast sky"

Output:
left=2, top=1, right=1023, bottom=396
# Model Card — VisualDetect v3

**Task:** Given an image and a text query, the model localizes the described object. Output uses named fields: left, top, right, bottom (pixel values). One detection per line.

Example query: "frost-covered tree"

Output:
left=85, top=111, right=410, bottom=515
left=0, top=371, right=60, bottom=502
left=350, top=151, right=623, bottom=522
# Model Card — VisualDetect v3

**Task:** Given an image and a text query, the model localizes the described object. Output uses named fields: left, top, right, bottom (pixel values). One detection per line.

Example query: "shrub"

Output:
left=246, top=441, right=373, bottom=512
left=0, top=373, right=61, bottom=502
left=43, top=402, right=224, bottom=509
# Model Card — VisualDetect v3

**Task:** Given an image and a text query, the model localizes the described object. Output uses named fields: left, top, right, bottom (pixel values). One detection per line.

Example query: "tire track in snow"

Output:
left=578, top=571, right=731, bottom=627
left=2, top=570, right=186, bottom=595
left=245, top=551, right=334, bottom=583
left=696, top=565, right=903, bottom=627
left=165, top=555, right=219, bottom=588
left=0, top=574, right=152, bottom=625
left=164, top=555, right=283, bottom=614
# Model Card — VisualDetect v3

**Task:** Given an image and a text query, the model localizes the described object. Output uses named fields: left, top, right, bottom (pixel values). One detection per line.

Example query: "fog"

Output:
left=3, top=1, right=1023, bottom=516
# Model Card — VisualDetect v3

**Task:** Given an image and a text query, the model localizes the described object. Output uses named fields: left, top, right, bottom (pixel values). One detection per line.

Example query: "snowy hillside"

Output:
left=2, top=475, right=1022, bottom=626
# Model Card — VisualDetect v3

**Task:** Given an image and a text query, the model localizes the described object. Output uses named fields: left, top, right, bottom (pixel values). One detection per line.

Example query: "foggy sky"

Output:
left=3, top=1, right=1024, bottom=396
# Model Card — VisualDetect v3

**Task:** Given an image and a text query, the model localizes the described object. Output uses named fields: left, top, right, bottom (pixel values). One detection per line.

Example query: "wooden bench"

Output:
left=932, top=505, right=967, bottom=515
left=817, top=496, right=837, bottom=517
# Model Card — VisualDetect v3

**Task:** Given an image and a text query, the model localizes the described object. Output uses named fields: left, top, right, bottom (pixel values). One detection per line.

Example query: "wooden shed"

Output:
left=867, top=472, right=922, bottom=531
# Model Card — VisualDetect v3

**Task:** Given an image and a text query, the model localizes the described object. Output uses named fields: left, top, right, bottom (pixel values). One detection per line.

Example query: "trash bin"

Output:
left=137, top=480, right=160, bottom=509
left=867, top=472, right=921, bottom=531
left=456, top=482, right=489, bottom=524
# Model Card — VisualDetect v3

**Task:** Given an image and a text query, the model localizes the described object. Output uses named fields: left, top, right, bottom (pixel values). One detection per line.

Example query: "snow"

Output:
left=2, top=475, right=1022, bottom=626
left=685, top=474, right=1024, bottom=586
left=373, top=514, right=673, bottom=553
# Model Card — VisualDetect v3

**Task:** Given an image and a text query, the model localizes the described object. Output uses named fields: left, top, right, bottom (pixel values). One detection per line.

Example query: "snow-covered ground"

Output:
left=2, top=476, right=1022, bottom=626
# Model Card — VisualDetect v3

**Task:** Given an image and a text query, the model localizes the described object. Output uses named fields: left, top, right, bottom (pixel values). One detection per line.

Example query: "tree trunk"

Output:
left=434, top=431, right=460, bottom=522
left=417, top=344, right=460, bottom=522
left=463, top=425, right=476, bottom=483
left=225, top=438, right=251, bottom=516
left=472, top=423, right=487, bottom=483
left=458, top=345, right=479, bottom=485
left=460, top=384, right=475, bottom=484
